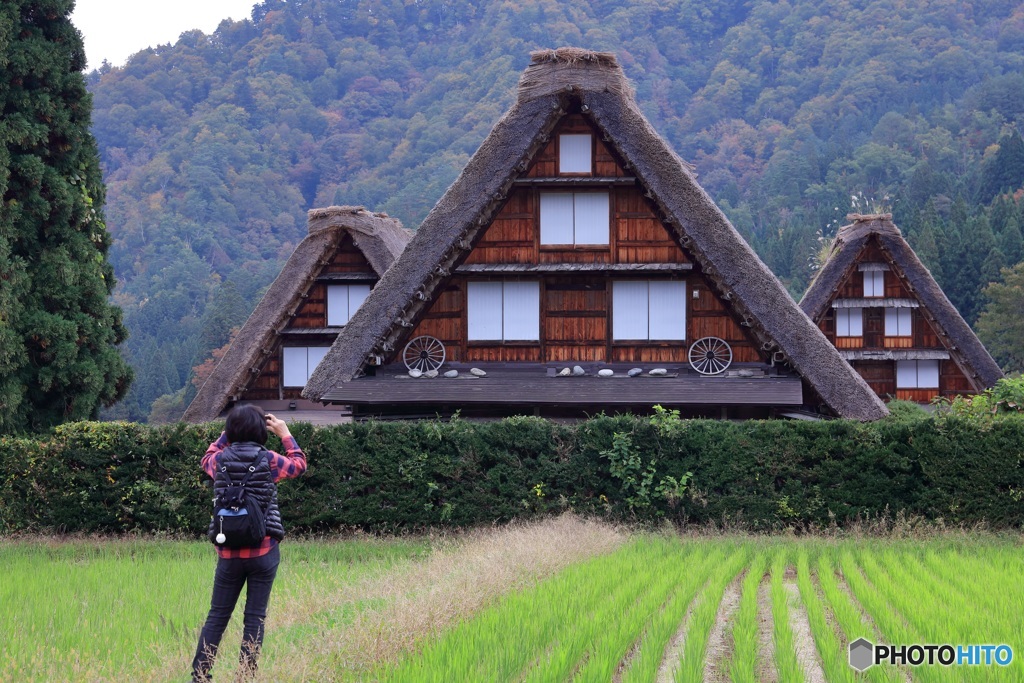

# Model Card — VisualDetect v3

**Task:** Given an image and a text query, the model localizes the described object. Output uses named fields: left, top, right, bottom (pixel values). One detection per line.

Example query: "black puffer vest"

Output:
left=207, top=442, right=285, bottom=543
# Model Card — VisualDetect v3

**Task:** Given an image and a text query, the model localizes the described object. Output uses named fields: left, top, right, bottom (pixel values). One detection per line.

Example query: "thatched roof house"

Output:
left=800, top=213, right=1002, bottom=401
left=183, top=206, right=410, bottom=422
left=303, top=49, right=887, bottom=421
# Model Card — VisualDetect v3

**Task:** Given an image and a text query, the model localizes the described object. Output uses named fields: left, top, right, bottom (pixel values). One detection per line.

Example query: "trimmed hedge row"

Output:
left=2, top=412, right=1023, bottom=534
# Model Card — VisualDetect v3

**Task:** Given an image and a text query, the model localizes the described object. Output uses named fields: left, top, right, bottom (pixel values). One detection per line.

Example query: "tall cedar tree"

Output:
left=0, top=0, right=131, bottom=433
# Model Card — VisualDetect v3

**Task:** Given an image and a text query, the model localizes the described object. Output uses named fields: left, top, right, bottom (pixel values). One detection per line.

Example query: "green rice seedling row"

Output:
left=727, top=552, right=768, bottom=683
left=672, top=546, right=749, bottom=682
left=795, top=549, right=858, bottom=683
left=768, top=550, right=804, bottom=683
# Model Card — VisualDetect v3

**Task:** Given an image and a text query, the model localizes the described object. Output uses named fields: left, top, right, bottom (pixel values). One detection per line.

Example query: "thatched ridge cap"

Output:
left=528, top=47, right=619, bottom=67
left=306, top=205, right=402, bottom=234
left=836, top=214, right=901, bottom=242
left=846, top=212, right=893, bottom=222
left=518, top=47, right=630, bottom=103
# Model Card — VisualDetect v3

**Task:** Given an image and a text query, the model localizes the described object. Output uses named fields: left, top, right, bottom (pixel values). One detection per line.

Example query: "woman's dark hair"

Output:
left=225, top=404, right=268, bottom=444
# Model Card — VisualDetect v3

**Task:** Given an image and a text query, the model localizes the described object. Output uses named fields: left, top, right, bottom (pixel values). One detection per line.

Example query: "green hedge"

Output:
left=2, top=411, right=1023, bottom=534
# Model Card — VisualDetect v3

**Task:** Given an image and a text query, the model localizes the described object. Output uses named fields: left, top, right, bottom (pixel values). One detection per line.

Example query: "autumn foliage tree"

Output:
left=191, top=327, right=240, bottom=392
left=0, top=0, right=131, bottom=433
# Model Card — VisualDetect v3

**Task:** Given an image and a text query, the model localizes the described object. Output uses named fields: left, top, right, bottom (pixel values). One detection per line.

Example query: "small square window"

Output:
left=467, top=281, right=540, bottom=341
left=612, top=280, right=686, bottom=341
left=896, top=360, right=939, bottom=389
left=559, top=134, right=592, bottom=174
left=864, top=270, right=885, bottom=297
left=282, top=347, right=330, bottom=387
left=327, top=284, right=371, bottom=326
left=836, top=308, right=863, bottom=337
left=885, top=308, right=912, bottom=336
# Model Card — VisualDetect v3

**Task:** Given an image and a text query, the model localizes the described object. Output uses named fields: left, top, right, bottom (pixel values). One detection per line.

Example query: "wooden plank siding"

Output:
left=838, top=271, right=864, bottom=299
left=322, top=233, right=376, bottom=273
left=463, top=191, right=536, bottom=264
left=940, top=359, right=974, bottom=397
left=854, top=361, right=896, bottom=398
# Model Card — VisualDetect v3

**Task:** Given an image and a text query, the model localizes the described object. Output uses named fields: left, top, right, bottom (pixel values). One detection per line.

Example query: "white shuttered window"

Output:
left=885, top=308, right=912, bottom=336
left=612, top=281, right=649, bottom=340
left=835, top=308, right=863, bottom=337
left=613, top=280, right=686, bottom=340
left=573, top=193, right=610, bottom=244
left=327, top=284, right=371, bottom=326
left=896, top=360, right=939, bottom=389
left=539, top=192, right=609, bottom=245
left=864, top=271, right=885, bottom=297
left=467, top=281, right=503, bottom=340
left=559, top=134, right=592, bottom=174
left=539, top=193, right=575, bottom=244
left=467, top=281, right=539, bottom=341
left=282, top=347, right=330, bottom=387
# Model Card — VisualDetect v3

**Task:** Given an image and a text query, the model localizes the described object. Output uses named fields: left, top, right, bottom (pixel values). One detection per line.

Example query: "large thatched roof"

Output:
left=304, top=49, right=888, bottom=421
left=182, top=207, right=409, bottom=422
left=801, top=214, right=1003, bottom=390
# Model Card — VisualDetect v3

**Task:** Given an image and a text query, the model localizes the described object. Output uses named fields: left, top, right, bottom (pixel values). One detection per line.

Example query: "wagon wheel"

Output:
left=403, top=335, right=446, bottom=372
left=688, top=336, right=733, bottom=375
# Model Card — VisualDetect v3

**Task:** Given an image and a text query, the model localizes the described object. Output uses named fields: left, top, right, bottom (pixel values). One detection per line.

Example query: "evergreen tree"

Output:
left=0, top=0, right=131, bottom=433
left=981, top=247, right=1007, bottom=289
left=981, top=128, right=1024, bottom=202
left=998, top=214, right=1023, bottom=265
left=960, top=214, right=995, bottom=323
left=914, top=222, right=943, bottom=282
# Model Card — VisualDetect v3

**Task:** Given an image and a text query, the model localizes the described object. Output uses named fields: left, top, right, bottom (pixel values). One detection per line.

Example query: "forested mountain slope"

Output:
left=88, top=0, right=1024, bottom=421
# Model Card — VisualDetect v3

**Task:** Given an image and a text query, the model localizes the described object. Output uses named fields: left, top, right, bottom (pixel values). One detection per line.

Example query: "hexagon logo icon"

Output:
left=849, top=637, right=875, bottom=671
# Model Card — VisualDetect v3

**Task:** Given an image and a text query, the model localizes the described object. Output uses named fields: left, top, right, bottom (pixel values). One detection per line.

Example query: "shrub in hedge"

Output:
left=1, top=411, right=1022, bottom=534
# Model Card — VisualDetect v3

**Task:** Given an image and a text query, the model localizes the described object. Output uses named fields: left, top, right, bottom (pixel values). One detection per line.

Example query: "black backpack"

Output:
left=211, top=450, right=270, bottom=548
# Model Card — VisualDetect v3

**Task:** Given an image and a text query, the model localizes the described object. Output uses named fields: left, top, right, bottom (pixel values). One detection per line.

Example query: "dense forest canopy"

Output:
left=87, top=0, right=1024, bottom=421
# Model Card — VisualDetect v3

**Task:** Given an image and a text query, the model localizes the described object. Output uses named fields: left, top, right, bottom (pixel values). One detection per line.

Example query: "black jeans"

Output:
left=191, top=544, right=280, bottom=682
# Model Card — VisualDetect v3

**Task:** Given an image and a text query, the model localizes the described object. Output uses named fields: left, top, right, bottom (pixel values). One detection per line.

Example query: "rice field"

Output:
left=2, top=517, right=1022, bottom=682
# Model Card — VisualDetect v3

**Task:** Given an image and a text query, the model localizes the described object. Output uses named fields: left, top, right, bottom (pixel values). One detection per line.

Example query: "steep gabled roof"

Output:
left=801, top=213, right=1004, bottom=390
left=304, top=48, right=888, bottom=421
left=182, top=206, right=410, bottom=422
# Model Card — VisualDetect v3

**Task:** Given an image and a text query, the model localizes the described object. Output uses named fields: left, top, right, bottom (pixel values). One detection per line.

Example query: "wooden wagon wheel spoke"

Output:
left=402, top=335, right=446, bottom=372
left=688, top=336, right=733, bottom=375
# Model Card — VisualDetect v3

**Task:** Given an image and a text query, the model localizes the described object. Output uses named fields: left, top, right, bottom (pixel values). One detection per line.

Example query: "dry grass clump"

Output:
left=263, top=514, right=625, bottom=680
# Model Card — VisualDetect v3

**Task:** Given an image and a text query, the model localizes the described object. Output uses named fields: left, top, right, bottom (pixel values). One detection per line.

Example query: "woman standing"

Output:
left=191, top=404, right=307, bottom=682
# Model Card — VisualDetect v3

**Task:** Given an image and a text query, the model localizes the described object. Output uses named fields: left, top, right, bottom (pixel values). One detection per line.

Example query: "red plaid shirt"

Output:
left=203, top=432, right=307, bottom=559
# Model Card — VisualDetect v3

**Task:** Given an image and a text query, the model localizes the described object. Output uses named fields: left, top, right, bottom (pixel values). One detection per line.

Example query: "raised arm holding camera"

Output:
left=191, top=404, right=307, bottom=683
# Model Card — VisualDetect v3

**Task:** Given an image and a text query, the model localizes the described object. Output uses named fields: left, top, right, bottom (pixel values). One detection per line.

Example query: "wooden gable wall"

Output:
left=813, top=236, right=974, bottom=401
left=240, top=234, right=378, bottom=400
left=400, top=113, right=766, bottom=367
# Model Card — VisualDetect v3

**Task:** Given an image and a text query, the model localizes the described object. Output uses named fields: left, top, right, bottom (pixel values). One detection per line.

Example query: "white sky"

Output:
left=71, top=0, right=260, bottom=70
